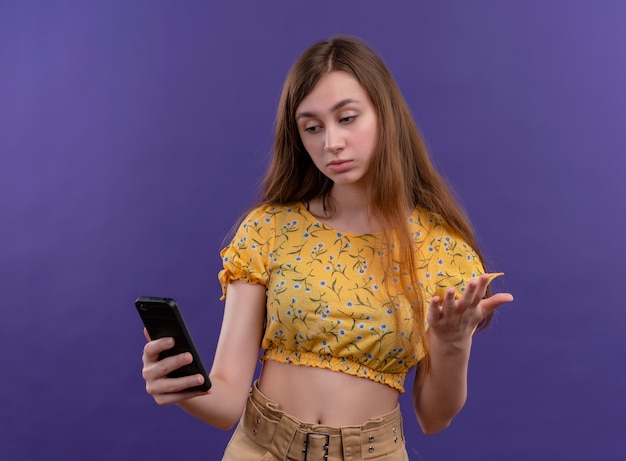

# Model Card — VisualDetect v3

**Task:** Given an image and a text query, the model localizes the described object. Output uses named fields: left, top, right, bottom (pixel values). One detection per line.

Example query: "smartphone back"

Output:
left=135, top=296, right=211, bottom=392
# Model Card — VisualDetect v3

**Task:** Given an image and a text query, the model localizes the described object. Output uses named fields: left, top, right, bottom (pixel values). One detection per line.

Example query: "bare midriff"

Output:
left=258, top=360, right=401, bottom=426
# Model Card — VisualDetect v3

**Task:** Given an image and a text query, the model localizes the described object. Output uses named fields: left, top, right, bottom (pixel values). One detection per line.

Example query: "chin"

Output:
left=329, top=174, right=365, bottom=186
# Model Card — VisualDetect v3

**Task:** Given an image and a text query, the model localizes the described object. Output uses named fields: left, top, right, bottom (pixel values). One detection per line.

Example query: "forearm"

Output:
left=176, top=281, right=267, bottom=430
left=413, top=330, right=472, bottom=434
left=177, top=375, right=250, bottom=430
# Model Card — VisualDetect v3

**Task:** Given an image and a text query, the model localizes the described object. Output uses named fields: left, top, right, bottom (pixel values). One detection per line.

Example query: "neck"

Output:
left=328, top=184, right=369, bottom=216
left=311, top=184, right=380, bottom=234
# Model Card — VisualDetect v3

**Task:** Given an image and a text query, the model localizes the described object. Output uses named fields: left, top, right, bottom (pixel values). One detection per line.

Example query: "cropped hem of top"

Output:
left=219, top=202, right=489, bottom=393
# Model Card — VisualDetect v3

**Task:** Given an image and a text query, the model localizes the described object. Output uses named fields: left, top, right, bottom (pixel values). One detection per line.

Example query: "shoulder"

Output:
left=241, top=202, right=308, bottom=223
left=232, top=202, right=313, bottom=238
left=412, top=206, right=483, bottom=266
left=411, top=208, right=486, bottom=295
left=409, top=207, right=447, bottom=237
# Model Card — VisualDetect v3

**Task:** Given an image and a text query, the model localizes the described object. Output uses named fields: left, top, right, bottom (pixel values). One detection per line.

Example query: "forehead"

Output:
left=296, top=71, right=370, bottom=113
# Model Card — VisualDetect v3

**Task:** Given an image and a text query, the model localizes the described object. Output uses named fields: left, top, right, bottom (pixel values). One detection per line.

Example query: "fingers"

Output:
left=427, top=273, right=513, bottom=346
left=464, top=274, right=490, bottom=307
left=144, top=370, right=207, bottom=401
left=478, top=292, right=514, bottom=316
left=458, top=278, right=479, bottom=308
left=142, top=336, right=175, bottom=363
left=456, top=274, right=513, bottom=319
left=141, top=341, right=209, bottom=404
left=142, top=339, right=193, bottom=383
left=152, top=389, right=209, bottom=406
left=427, top=295, right=443, bottom=325
left=452, top=273, right=503, bottom=309
left=140, top=330, right=210, bottom=405
left=427, top=286, right=461, bottom=325
left=428, top=273, right=512, bottom=327
left=146, top=373, right=209, bottom=405
left=442, top=287, right=457, bottom=316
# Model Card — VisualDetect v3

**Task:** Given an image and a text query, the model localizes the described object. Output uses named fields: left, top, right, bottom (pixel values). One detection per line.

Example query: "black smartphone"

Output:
left=135, top=296, right=211, bottom=392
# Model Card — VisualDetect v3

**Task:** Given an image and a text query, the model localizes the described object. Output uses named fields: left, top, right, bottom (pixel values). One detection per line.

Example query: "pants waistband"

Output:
left=242, top=380, right=405, bottom=460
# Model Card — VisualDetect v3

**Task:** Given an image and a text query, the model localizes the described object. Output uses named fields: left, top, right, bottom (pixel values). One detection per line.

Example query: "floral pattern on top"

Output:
left=218, top=203, right=487, bottom=392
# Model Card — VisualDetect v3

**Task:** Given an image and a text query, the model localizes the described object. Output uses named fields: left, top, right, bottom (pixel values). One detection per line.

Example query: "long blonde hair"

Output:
left=260, top=36, right=491, bottom=372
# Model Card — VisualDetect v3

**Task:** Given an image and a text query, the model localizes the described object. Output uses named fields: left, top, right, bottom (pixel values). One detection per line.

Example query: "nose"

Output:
left=324, top=125, right=344, bottom=153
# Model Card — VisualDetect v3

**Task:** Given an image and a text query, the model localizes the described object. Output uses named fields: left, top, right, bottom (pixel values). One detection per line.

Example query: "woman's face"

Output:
left=295, top=71, right=378, bottom=188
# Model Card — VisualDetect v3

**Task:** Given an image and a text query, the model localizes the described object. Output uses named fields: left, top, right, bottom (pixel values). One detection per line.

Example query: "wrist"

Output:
left=426, top=328, right=473, bottom=355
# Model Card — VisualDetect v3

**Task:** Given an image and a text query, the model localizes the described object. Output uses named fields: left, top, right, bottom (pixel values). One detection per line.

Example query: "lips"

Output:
left=327, top=160, right=352, bottom=173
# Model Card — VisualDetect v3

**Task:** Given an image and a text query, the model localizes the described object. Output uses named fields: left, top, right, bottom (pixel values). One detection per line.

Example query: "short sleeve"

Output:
left=422, top=223, right=497, bottom=302
left=218, top=206, right=275, bottom=299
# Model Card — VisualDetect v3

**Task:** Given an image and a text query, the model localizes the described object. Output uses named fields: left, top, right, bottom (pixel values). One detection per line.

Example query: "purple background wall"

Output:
left=1, top=1, right=625, bottom=460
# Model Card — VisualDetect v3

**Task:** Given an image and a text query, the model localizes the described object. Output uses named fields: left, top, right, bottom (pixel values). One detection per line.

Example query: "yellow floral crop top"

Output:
left=218, top=203, right=488, bottom=392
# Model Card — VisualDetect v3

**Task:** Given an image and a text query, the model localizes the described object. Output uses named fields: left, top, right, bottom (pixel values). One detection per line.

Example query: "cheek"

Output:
left=358, top=127, right=378, bottom=155
left=299, top=138, right=321, bottom=165
left=307, top=152, right=325, bottom=171
left=301, top=137, right=322, bottom=158
left=356, top=116, right=378, bottom=148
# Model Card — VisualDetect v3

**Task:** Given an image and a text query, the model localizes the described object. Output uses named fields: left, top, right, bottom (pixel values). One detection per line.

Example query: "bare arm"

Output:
left=412, top=274, right=513, bottom=434
left=141, top=281, right=266, bottom=430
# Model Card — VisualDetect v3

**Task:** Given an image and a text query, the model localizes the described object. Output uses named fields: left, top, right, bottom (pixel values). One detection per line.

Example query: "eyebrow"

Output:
left=295, top=98, right=360, bottom=121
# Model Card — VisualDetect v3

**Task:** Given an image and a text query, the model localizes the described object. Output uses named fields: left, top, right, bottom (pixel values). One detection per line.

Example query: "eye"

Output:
left=340, top=115, right=357, bottom=124
left=303, top=123, right=322, bottom=133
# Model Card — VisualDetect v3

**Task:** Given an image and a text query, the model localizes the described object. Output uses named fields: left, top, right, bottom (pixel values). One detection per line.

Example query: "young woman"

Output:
left=141, top=36, right=513, bottom=460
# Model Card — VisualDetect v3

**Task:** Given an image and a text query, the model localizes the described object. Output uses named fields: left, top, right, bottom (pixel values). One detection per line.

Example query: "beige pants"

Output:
left=221, top=381, right=409, bottom=460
